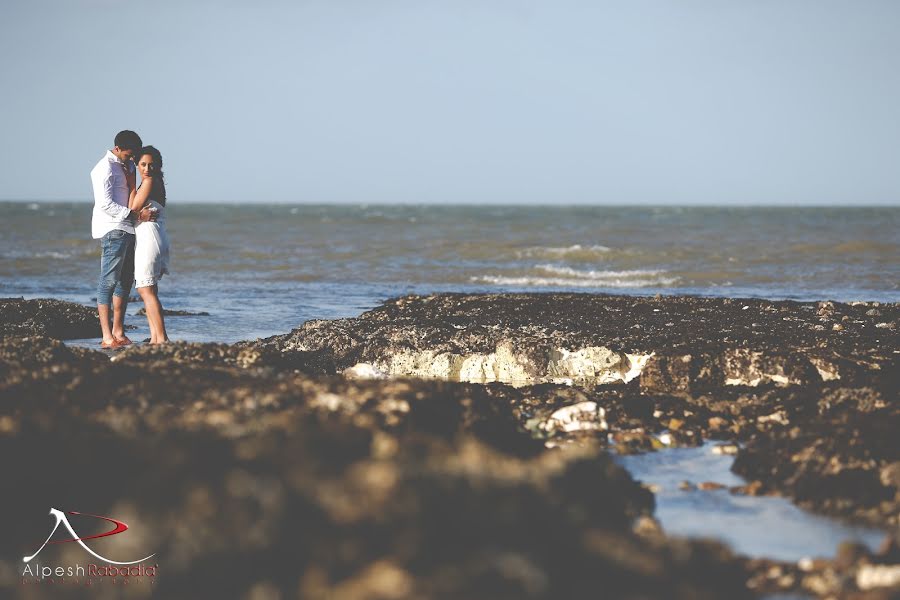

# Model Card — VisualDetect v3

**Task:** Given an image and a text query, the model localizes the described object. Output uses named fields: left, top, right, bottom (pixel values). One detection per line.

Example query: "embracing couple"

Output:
left=90, top=130, right=170, bottom=348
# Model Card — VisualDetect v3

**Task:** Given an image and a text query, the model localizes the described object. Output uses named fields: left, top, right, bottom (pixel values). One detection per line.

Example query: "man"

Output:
left=90, top=130, right=156, bottom=348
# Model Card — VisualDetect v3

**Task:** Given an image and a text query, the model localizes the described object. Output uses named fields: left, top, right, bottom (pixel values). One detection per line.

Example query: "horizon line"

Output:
left=1, top=199, right=898, bottom=208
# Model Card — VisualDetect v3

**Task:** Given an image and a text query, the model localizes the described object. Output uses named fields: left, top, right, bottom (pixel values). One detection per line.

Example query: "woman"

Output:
left=129, top=145, right=170, bottom=344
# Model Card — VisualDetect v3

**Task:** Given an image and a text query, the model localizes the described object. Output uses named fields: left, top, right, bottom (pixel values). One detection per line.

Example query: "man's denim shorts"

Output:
left=97, top=229, right=135, bottom=305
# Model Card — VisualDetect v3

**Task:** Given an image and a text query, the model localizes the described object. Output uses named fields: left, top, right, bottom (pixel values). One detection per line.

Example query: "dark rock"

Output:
left=0, top=333, right=753, bottom=599
left=733, top=411, right=900, bottom=526
left=91, top=295, right=139, bottom=302
left=3, top=292, right=899, bottom=597
left=0, top=297, right=100, bottom=339
left=698, top=482, right=727, bottom=491
left=112, top=340, right=336, bottom=375
left=256, top=293, right=900, bottom=528
left=259, top=293, right=896, bottom=390
left=134, top=307, right=211, bottom=316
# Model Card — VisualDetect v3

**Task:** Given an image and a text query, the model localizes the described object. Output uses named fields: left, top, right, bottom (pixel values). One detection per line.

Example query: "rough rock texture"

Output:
left=732, top=394, right=900, bottom=526
left=0, top=335, right=751, bottom=600
left=259, top=293, right=899, bottom=529
left=745, top=535, right=900, bottom=598
left=2, top=292, right=899, bottom=598
left=260, top=293, right=895, bottom=390
left=134, top=307, right=211, bottom=316
left=0, top=297, right=101, bottom=339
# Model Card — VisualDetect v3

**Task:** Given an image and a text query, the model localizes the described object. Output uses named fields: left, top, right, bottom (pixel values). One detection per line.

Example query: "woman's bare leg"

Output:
left=136, top=286, right=158, bottom=342
left=137, top=285, right=168, bottom=343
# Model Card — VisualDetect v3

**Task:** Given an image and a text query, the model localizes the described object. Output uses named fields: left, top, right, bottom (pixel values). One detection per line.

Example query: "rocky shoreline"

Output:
left=259, top=293, right=898, bottom=524
left=1, top=293, right=898, bottom=598
left=0, top=297, right=101, bottom=339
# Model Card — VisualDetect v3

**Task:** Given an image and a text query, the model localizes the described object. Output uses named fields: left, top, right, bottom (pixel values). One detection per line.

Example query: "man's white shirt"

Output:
left=90, top=150, right=134, bottom=239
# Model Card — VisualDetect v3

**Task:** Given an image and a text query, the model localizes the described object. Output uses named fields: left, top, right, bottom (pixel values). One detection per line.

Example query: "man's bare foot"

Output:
left=113, top=335, right=133, bottom=346
left=100, top=338, right=123, bottom=349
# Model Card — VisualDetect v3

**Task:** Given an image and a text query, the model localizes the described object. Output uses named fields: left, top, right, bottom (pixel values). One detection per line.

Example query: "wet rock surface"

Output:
left=260, top=293, right=899, bottom=525
left=745, top=535, right=900, bottom=598
left=732, top=402, right=900, bottom=527
left=0, top=297, right=101, bottom=339
left=262, top=293, right=895, bottom=389
left=2, top=292, right=898, bottom=598
left=1, top=335, right=750, bottom=599
left=134, top=307, right=211, bottom=316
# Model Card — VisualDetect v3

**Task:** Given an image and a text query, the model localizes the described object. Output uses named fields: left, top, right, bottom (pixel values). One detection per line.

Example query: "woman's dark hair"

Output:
left=138, top=146, right=166, bottom=204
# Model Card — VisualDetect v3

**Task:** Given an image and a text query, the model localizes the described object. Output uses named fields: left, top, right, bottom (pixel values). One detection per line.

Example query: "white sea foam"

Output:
left=35, top=251, right=74, bottom=259
left=3, top=250, right=75, bottom=260
left=472, top=274, right=680, bottom=288
left=472, top=263, right=679, bottom=288
left=471, top=276, right=679, bottom=288
left=535, top=265, right=665, bottom=279
left=516, top=244, right=612, bottom=259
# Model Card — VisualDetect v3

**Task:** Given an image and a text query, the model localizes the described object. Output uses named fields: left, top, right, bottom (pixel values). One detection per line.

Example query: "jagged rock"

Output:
left=732, top=413, right=900, bottom=526
left=0, top=333, right=755, bottom=599
left=720, top=348, right=819, bottom=387
left=255, top=293, right=900, bottom=529
left=259, top=293, right=896, bottom=390
left=880, top=462, right=900, bottom=489
left=857, top=564, right=900, bottom=591
left=640, top=352, right=697, bottom=393
left=0, top=297, right=100, bottom=339
left=134, top=307, right=211, bottom=316
left=746, top=535, right=900, bottom=597
left=542, top=401, right=608, bottom=435
left=2, top=292, right=899, bottom=598
left=112, top=340, right=336, bottom=375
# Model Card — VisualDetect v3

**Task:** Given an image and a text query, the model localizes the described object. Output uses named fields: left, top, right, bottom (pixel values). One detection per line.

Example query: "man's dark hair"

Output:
left=114, top=130, right=142, bottom=151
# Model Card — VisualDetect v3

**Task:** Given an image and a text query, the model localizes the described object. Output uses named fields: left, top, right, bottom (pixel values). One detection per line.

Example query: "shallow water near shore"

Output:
left=616, top=444, right=886, bottom=562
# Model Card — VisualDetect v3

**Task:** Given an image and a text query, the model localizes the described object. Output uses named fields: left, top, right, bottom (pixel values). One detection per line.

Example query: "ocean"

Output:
left=1, top=202, right=897, bottom=344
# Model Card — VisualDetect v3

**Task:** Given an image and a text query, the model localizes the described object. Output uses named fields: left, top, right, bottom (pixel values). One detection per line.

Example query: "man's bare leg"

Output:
left=111, top=295, right=131, bottom=344
left=98, top=303, right=115, bottom=346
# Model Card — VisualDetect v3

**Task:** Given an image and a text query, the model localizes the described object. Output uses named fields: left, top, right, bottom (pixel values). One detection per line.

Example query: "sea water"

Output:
left=2, top=202, right=897, bottom=344
left=616, top=444, right=886, bottom=561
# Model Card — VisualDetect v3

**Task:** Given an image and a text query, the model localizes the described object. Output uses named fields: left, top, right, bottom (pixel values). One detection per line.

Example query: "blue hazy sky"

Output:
left=1, top=0, right=898, bottom=205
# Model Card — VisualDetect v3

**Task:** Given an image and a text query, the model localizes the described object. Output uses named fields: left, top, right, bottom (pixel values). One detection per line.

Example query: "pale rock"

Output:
left=856, top=564, right=900, bottom=590
left=542, top=401, right=607, bottom=434
left=343, top=363, right=387, bottom=380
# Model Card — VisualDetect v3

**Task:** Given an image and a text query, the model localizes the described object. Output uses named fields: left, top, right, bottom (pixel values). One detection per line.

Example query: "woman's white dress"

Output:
left=134, top=199, right=170, bottom=288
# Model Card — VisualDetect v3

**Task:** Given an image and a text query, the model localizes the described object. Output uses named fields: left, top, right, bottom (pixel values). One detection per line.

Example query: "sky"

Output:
left=1, top=0, right=898, bottom=205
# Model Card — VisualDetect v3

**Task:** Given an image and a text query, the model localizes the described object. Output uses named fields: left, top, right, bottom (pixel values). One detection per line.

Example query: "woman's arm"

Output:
left=128, top=177, right=154, bottom=211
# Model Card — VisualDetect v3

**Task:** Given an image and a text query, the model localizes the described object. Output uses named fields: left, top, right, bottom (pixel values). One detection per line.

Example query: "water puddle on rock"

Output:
left=614, top=443, right=885, bottom=562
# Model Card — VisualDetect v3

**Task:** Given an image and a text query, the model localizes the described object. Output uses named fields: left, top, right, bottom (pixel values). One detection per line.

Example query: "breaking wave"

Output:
left=472, top=264, right=679, bottom=288
left=516, top=245, right=612, bottom=259
left=535, top=265, right=665, bottom=279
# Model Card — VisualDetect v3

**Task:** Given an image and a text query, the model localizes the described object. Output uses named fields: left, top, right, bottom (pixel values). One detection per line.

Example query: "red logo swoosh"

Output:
left=47, top=511, right=128, bottom=544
